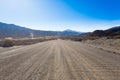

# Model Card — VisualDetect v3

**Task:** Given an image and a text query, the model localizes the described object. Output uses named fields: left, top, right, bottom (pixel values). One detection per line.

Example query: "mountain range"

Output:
left=0, top=22, right=81, bottom=39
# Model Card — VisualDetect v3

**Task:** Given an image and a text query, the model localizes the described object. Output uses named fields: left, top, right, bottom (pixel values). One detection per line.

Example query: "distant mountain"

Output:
left=60, top=29, right=81, bottom=36
left=90, top=26, right=120, bottom=37
left=63, top=29, right=78, bottom=32
left=0, top=22, right=32, bottom=38
left=0, top=22, right=81, bottom=39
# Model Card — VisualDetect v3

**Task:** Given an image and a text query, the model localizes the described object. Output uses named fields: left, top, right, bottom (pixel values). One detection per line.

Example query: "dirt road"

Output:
left=0, top=40, right=120, bottom=80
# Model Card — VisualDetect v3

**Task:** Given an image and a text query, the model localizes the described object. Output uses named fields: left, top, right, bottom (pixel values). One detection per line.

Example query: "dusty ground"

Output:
left=0, top=40, right=120, bottom=80
left=0, top=46, right=21, bottom=53
left=83, top=38, right=120, bottom=54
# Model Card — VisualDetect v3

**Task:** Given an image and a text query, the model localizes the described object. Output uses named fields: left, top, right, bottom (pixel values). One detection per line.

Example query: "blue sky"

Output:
left=0, top=0, right=120, bottom=32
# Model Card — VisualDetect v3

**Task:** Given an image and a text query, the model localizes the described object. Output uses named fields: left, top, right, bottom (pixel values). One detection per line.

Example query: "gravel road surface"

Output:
left=0, top=40, right=120, bottom=80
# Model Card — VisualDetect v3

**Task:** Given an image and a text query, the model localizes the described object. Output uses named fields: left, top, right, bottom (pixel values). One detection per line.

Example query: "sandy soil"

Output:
left=0, top=40, right=120, bottom=80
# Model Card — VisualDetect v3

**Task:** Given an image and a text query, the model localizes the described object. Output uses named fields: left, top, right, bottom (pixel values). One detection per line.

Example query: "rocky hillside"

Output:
left=89, top=26, right=120, bottom=38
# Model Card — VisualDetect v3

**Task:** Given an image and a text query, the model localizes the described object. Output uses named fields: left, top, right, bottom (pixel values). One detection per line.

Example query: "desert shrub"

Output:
left=2, top=40, right=14, bottom=47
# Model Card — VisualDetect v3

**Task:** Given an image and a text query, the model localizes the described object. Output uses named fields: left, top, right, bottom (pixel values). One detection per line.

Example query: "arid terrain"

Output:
left=83, top=38, right=120, bottom=54
left=0, top=40, right=120, bottom=80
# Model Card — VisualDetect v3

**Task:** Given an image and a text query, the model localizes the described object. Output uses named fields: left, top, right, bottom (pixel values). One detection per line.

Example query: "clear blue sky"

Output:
left=0, top=0, right=120, bottom=32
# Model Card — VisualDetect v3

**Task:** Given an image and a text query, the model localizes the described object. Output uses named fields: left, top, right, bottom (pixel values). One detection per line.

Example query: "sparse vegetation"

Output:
left=2, top=39, right=15, bottom=47
left=0, top=38, right=56, bottom=47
